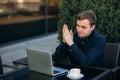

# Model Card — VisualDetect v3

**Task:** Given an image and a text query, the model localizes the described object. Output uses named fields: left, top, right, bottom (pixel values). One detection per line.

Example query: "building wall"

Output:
left=0, top=17, right=58, bottom=44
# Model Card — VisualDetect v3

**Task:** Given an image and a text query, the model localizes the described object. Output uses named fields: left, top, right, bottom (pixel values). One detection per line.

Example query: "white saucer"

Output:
left=67, top=73, right=84, bottom=80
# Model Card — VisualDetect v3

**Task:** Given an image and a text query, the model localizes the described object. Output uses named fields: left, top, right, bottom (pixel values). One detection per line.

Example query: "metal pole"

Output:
left=45, top=0, right=48, bottom=34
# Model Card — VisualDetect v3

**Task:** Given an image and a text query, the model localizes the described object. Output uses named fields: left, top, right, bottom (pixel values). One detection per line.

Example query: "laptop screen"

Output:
left=27, top=48, right=68, bottom=76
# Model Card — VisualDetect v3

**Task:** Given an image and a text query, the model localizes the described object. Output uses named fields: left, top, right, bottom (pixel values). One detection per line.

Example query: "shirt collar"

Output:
left=79, top=30, right=95, bottom=41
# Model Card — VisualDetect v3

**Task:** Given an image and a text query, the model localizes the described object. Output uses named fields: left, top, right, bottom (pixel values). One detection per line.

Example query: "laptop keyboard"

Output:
left=53, top=70, right=60, bottom=74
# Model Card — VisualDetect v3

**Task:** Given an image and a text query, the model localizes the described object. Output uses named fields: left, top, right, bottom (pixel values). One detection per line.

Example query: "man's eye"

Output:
left=81, top=26, right=86, bottom=29
left=76, top=25, right=79, bottom=27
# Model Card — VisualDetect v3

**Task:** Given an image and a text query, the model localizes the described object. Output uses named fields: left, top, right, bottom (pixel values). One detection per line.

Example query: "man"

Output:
left=53, top=10, right=106, bottom=68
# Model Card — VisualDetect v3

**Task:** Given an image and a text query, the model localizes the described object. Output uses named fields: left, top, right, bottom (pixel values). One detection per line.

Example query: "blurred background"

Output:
left=0, top=0, right=60, bottom=44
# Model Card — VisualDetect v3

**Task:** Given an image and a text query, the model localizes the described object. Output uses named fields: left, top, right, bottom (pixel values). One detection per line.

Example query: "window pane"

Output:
left=0, top=0, right=59, bottom=43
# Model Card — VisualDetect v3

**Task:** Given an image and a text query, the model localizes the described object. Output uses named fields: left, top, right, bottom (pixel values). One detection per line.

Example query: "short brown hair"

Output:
left=77, top=10, right=97, bottom=26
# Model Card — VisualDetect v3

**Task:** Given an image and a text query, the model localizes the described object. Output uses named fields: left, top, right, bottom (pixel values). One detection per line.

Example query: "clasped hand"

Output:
left=62, top=24, right=74, bottom=46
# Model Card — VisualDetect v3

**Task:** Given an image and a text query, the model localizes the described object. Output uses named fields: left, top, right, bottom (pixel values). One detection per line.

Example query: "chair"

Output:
left=104, top=43, right=120, bottom=68
left=103, top=43, right=120, bottom=80
left=0, top=56, right=3, bottom=74
left=0, top=55, right=17, bottom=75
left=83, top=42, right=120, bottom=80
left=0, top=66, right=28, bottom=80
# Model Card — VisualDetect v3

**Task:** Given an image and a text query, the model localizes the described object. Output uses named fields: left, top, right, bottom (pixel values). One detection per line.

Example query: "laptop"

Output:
left=27, top=48, right=69, bottom=76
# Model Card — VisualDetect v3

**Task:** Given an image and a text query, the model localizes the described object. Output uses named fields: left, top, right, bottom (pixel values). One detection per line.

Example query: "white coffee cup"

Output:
left=68, top=68, right=81, bottom=77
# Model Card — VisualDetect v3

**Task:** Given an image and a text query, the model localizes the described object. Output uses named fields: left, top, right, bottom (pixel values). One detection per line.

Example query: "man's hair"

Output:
left=77, top=10, right=97, bottom=26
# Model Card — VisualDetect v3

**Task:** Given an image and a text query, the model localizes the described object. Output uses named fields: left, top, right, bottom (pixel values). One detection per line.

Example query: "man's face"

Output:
left=76, top=19, right=95, bottom=38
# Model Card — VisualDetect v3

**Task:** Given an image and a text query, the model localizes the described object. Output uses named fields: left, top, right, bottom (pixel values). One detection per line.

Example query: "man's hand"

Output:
left=62, top=24, right=74, bottom=46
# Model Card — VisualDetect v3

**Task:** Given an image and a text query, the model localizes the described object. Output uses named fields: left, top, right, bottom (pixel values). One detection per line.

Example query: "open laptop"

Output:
left=27, top=48, right=69, bottom=76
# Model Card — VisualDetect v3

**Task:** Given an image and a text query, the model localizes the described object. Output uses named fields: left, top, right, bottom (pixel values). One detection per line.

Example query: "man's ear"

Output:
left=91, top=25, right=95, bottom=30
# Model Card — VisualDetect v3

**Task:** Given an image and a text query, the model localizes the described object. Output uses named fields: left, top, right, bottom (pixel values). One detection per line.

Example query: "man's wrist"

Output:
left=68, top=42, right=74, bottom=46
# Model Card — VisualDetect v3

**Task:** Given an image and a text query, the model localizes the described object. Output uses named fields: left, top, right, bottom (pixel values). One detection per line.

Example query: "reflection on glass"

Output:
left=0, top=0, right=60, bottom=43
left=0, top=0, right=59, bottom=24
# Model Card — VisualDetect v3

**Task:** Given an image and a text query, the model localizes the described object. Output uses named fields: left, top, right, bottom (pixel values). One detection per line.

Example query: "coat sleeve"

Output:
left=53, top=42, right=70, bottom=63
left=70, top=38, right=106, bottom=67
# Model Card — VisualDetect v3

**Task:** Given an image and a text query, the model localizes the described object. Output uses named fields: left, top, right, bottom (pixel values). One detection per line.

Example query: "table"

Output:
left=13, top=57, right=28, bottom=66
left=0, top=66, right=111, bottom=80
left=1, top=63, right=111, bottom=80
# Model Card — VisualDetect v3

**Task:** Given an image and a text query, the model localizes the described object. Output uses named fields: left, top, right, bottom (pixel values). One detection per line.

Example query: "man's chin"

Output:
left=78, top=35, right=85, bottom=38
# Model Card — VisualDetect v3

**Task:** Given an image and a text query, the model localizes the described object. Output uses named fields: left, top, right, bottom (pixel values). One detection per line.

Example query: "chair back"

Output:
left=0, top=55, right=3, bottom=74
left=104, top=43, right=120, bottom=68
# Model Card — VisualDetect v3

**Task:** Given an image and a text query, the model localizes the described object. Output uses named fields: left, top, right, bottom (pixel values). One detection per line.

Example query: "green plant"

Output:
left=58, top=0, right=120, bottom=43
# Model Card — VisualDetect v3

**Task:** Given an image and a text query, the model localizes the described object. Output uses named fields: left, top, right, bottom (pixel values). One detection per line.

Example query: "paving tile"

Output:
left=0, top=32, right=58, bottom=69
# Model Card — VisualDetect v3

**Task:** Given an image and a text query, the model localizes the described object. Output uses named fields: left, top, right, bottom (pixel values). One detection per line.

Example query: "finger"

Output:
left=64, top=24, right=67, bottom=28
left=70, top=29, right=73, bottom=35
left=62, top=25, right=66, bottom=37
left=64, top=24, right=69, bottom=30
left=62, top=24, right=66, bottom=32
left=63, top=24, right=67, bottom=32
left=63, top=24, right=67, bottom=29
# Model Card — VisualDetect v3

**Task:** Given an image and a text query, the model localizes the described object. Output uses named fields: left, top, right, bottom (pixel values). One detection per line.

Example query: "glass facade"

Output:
left=0, top=0, right=59, bottom=43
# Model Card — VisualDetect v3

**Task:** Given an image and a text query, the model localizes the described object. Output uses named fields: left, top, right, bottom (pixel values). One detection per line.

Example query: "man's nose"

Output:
left=78, top=27, right=82, bottom=32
